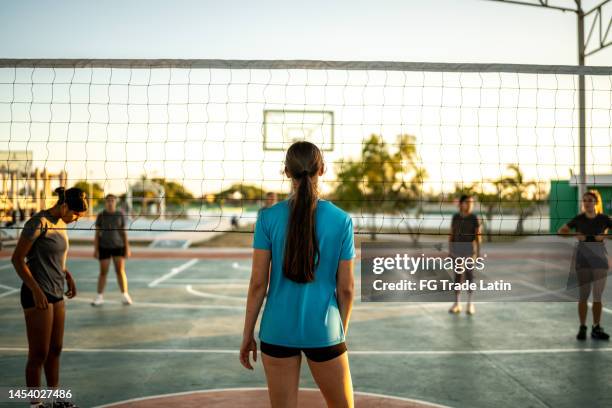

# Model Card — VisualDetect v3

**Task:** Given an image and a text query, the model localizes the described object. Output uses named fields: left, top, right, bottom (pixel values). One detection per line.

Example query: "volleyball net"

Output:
left=0, top=59, right=611, bottom=237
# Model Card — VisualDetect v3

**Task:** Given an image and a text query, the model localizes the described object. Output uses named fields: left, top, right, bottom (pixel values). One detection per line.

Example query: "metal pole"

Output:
left=577, top=1, right=587, bottom=211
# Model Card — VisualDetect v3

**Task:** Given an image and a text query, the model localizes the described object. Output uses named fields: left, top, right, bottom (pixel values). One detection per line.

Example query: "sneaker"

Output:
left=448, top=303, right=462, bottom=314
left=576, top=325, right=587, bottom=341
left=91, top=294, right=104, bottom=306
left=121, top=292, right=133, bottom=305
left=466, top=303, right=475, bottom=315
left=591, top=325, right=610, bottom=341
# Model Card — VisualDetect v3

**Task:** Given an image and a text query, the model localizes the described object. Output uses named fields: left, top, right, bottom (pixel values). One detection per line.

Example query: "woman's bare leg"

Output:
left=112, top=256, right=128, bottom=293
left=307, top=352, right=354, bottom=408
left=44, top=301, right=65, bottom=387
left=261, top=353, right=301, bottom=408
left=96, top=258, right=111, bottom=294
left=24, top=306, right=54, bottom=387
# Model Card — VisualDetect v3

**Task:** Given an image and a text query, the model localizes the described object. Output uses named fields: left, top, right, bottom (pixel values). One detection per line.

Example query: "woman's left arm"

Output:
left=239, top=248, right=270, bottom=370
left=65, top=268, right=77, bottom=298
left=595, top=216, right=612, bottom=241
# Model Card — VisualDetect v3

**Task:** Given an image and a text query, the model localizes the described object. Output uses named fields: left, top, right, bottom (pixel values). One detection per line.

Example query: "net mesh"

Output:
left=0, top=60, right=611, bottom=239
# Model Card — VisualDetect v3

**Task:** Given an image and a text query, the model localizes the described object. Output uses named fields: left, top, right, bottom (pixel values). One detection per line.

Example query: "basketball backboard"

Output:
left=263, top=110, right=334, bottom=151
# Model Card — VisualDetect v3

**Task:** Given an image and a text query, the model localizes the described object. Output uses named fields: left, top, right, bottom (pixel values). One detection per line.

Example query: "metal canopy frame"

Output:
left=486, top=0, right=612, bottom=207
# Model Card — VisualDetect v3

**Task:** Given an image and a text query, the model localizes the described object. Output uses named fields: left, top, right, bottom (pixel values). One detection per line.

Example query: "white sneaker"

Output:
left=448, top=303, right=462, bottom=314
left=121, top=292, right=133, bottom=305
left=466, top=303, right=476, bottom=315
left=91, top=294, right=104, bottom=306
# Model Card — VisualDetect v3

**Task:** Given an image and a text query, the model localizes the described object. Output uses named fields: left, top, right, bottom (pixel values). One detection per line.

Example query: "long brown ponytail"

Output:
left=283, top=141, right=324, bottom=283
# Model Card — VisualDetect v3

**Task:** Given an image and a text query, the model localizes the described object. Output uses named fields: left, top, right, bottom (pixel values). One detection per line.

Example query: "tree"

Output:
left=150, top=177, right=194, bottom=207
left=496, top=164, right=545, bottom=235
left=451, top=164, right=545, bottom=241
left=215, top=183, right=267, bottom=205
left=333, top=134, right=427, bottom=240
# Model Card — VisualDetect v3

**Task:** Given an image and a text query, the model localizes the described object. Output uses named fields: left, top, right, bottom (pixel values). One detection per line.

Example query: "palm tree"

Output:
left=496, top=165, right=542, bottom=235
left=334, top=134, right=427, bottom=240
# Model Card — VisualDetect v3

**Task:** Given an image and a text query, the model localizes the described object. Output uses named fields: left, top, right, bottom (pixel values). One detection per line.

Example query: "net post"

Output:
left=577, top=2, right=587, bottom=211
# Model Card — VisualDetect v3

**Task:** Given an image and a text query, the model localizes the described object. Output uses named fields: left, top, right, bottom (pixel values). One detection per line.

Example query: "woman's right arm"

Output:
left=557, top=224, right=571, bottom=236
left=558, top=224, right=585, bottom=240
left=558, top=214, right=584, bottom=240
left=93, top=228, right=100, bottom=258
left=336, top=259, right=354, bottom=336
left=93, top=215, right=100, bottom=258
left=11, top=235, right=48, bottom=309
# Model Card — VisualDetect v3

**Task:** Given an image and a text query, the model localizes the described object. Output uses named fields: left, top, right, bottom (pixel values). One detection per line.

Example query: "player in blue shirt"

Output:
left=240, top=141, right=356, bottom=407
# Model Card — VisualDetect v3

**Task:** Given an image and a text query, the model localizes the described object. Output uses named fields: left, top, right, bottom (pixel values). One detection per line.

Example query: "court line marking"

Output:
left=44, top=293, right=445, bottom=311
left=1, top=277, right=602, bottom=313
left=76, top=278, right=251, bottom=284
left=186, top=284, right=246, bottom=302
left=517, top=280, right=576, bottom=301
left=182, top=284, right=448, bottom=310
left=1, top=346, right=611, bottom=356
left=519, top=280, right=612, bottom=314
left=0, top=264, right=13, bottom=271
left=0, top=283, right=18, bottom=291
left=148, top=258, right=199, bottom=287
left=231, top=262, right=251, bottom=271
left=183, top=285, right=428, bottom=309
left=590, top=302, right=612, bottom=315
left=70, top=297, right=245, bottom=310
left=157, top=282, right=250, bottom=288
left=525, top=257, right=570, bottom=271
left=160, top=278, right=364, bottom=285
left=92, top=387, right=450, bottom=408
left=0, top=288, right=18, bottom=298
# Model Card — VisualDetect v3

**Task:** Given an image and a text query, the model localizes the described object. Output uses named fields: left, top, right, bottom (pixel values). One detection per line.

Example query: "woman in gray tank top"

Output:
left=11, top=187, right=88, bottom=408
left=91, top=194, right=132, bottom=306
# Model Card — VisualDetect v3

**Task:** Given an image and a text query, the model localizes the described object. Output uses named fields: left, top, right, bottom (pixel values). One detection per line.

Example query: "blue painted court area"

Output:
left=0, top=254, right=611, bottom=408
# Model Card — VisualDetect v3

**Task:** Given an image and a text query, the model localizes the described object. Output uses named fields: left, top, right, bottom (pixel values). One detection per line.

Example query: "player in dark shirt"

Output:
left=11, top=187, right=87, bottom=408
left=92, top=194, right=132, bottom=306
left=558, top=191, right=611, bottom=341
left=448, top=194, right=481, bottom=315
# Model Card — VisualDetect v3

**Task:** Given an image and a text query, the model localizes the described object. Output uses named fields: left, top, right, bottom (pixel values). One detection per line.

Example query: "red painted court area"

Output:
left=99, top=388, right=446, bottom=408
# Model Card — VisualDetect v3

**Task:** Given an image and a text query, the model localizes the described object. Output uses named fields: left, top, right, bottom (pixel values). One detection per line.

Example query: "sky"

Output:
left=1, top=0, right=610, bottom=64
left=0, top=0, right=611, bottom=197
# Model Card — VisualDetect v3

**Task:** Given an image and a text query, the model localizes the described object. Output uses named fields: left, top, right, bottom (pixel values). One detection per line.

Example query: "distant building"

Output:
left=1, top=151, right=68, bottom=221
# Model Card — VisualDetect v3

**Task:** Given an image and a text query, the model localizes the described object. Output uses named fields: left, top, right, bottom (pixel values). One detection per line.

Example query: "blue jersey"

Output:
left=253, top=198, right=355, bottom=347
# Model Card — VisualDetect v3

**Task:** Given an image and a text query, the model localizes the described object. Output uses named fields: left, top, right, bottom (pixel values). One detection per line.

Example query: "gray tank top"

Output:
left=21, top=209, right=68, bottom=298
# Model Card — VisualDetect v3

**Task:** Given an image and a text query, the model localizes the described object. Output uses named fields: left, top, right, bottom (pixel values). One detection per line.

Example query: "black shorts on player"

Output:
left=20, top=284, right=64, bottom=309
left=260, top=341, right=347, bottom=362
left=98, top=246, right=126, bottom=260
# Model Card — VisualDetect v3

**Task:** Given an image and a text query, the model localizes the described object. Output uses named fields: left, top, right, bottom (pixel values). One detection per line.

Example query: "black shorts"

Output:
left=260, top=341, right=347, bottom=363
left=98, top=246, right=126, bottom=260
left=20, top=284, right=63, bottom=309
left=454, top=267, right=475, bottom=284
left=576, top=267, right=608, bottom=286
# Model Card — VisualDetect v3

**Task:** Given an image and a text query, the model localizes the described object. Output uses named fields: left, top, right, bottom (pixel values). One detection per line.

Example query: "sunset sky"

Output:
left=0, top=0, right=610, bottom=196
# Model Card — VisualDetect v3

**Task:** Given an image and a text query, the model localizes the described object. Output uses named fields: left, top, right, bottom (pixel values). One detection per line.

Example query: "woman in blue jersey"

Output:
left=240, top=141, right=356, bottom=407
